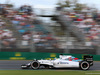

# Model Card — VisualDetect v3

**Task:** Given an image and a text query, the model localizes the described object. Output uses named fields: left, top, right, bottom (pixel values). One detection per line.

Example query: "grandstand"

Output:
left=0, top=4, right=100, bottom=55
left=0, top=4, right=63, bottom=53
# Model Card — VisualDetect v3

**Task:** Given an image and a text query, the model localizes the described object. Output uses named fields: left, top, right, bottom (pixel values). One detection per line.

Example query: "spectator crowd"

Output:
left=0, top=4, right=59, bottom=49
left=62, top=8, right=100, bottom=46
left=0, top=17, right=16, bottom=48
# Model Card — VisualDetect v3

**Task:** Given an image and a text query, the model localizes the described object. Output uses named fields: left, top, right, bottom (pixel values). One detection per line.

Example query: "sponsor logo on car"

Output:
left=59, top=62, right=69, bottom=64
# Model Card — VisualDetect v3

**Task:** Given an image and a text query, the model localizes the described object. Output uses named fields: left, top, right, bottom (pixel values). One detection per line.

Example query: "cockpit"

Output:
left=59, top=55, right=81, bottom=61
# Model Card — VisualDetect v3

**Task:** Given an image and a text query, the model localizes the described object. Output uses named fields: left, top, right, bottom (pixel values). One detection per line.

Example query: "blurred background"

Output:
left=0, top=0, right=100, bottom=55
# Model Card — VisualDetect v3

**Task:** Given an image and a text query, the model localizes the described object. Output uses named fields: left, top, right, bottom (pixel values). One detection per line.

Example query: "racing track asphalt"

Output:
left=0, top=60, right=99, bottom=70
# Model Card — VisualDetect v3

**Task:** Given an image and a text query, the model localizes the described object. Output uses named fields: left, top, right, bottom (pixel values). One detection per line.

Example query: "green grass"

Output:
left=0, top=70, right=100, bottom=75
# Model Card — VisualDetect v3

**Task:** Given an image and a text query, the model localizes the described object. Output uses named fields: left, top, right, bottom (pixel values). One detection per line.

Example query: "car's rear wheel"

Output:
left=31, top=61, right=40, bottom=69
left=80, top=61, right=90, bottom=70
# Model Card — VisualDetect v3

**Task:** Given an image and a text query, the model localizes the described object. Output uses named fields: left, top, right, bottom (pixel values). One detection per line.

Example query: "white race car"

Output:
left=21, top=54, right=93, bottom=70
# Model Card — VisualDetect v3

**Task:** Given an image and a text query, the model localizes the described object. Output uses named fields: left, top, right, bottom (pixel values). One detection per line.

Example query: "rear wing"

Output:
left=83, top=55, right=93, bottom=66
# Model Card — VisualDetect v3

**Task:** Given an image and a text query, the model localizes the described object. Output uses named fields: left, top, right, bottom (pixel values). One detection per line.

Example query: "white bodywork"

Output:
left=38, top=55, right=80, bottom=68
left=21, top=55, right=93, bottom=70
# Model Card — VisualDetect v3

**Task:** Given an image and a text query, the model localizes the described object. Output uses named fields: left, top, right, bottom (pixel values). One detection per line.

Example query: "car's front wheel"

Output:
left=31, top=61, right=40, bottom=69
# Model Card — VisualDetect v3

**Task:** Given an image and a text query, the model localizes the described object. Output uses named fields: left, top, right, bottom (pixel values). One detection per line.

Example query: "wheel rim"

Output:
left=32, top=62, right=38, bottom=67
left=31, top=61, right=40, bottom=69
left=81, top=62, right=89, bottom=70
left=82, top=63, right=88, bottom=68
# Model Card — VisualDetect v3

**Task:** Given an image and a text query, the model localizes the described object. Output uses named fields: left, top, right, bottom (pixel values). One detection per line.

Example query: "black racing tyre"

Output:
left=80, top=61, right=90, bottom=70
left=31, top=61, right=40, bottom=69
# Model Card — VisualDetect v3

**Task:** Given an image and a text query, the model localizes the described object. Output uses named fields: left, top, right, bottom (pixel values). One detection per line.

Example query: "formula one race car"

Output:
left=21, top=54, right=93, bottom=70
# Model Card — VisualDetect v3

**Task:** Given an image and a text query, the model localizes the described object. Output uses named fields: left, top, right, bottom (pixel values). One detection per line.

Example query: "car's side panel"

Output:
left=52, top=59, right=79, bottom=68
left=38, top=60, right=54, bottom=66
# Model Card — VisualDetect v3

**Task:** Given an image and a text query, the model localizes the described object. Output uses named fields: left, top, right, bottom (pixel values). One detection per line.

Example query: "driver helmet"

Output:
left=68, top=56, right=72, bottom=61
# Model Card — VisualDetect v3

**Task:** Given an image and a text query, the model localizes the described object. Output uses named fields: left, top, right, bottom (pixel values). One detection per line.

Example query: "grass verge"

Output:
left=0, top=70, right=100, bottom=75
